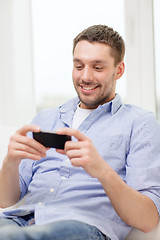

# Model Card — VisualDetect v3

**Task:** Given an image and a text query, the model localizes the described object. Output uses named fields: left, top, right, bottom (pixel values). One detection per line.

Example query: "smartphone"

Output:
left=33, top=131, right=71, bottom=149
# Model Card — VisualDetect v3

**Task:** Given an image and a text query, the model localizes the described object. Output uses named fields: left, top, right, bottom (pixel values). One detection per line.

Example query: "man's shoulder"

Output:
left=122, top=103, right=154, bottom=118
left=34, top=106, right=59, bottom=120
left=31, top=107, right=59, bottom=130
left=31, top=97, right=79, bottom=128
left=121, top=103, right=159, bottom=129
left=37, top=107, right=59, bottom=118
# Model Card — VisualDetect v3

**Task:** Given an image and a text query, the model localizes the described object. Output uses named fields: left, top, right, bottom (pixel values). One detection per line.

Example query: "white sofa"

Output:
left=125, top=223, right=160, bottom=240
left=0, top=124, right=160, bottom=239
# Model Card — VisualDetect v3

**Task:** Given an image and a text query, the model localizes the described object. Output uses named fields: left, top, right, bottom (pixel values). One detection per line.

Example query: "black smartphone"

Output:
left=33, top=131, right=71, bottom=149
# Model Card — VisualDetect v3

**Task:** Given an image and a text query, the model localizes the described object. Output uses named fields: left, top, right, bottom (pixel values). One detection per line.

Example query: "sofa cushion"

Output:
left=125, top=221, right=160, bottom=240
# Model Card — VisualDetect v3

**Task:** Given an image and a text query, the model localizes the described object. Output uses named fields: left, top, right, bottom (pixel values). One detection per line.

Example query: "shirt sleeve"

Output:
left=19, top=158, right=34, bottom=200
left=126, top=112, right=160, bottom=215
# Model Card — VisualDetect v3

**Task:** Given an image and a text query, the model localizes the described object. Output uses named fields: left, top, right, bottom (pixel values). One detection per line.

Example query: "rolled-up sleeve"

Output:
left=126, top=112, right=160, bottom=214
left=19, top=158, right=34, bottom=200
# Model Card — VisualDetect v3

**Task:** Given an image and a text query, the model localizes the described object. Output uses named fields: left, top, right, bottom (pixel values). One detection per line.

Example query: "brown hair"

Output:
left=73, top=25, right=125, bottom=66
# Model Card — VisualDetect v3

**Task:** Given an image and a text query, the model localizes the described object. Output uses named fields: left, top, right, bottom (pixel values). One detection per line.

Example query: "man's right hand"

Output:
left=5, top=124, right=47, bottom=166
left=0, top=124, right=48, bottom=208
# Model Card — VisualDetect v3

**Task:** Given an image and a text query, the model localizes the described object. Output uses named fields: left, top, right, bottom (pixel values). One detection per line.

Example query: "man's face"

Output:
left=72, top=40, right=124, bottom=109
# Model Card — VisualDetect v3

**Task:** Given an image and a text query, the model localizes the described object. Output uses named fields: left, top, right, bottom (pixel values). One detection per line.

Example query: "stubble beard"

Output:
left=75, top=85, right=115, bottom=109
left=73, top=75, right=116, bottom=109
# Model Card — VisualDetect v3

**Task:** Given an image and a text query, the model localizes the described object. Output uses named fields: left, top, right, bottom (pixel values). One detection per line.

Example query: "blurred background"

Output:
left=0, top=0, right=160, bottom=162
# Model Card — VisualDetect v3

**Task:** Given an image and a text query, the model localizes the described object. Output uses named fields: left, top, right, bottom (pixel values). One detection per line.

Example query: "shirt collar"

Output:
left=95, top=94, right=122, bottom=115
left=111, top=93, right=122, bottom=115
left=59, top=93, right=122, bottom=116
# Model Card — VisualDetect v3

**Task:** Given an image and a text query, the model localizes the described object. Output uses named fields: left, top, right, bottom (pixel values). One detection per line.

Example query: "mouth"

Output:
left=80, top=85, right=98, bottom=93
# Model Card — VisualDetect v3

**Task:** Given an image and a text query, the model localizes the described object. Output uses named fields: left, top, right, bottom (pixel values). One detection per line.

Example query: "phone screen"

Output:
left=33, top=131, right=71, bottom=149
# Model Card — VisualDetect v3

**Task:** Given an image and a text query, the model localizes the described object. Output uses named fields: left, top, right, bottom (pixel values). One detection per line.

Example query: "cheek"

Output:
left=72, top=70, right=79, bottom=81
left=95, top=73, right=109, bottom=84
left=72, top=70, right=75, bottom=79
left=72, top=71, right=80, bottom=88
left=99, top=74, right=115, bottom=91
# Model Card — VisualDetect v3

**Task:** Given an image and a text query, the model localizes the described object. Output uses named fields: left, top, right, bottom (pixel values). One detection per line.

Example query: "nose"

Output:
left=81, top=66, right=93, bottom=82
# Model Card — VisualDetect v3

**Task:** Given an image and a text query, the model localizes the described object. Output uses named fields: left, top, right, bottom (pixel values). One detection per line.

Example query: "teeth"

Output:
left=82, top=86, right=95, bottom=90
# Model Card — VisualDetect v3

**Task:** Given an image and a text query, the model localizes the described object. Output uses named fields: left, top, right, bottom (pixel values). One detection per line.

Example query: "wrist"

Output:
left=97, top=161, right=114, bottom=183
left=3, top=155, right=21, bottom=170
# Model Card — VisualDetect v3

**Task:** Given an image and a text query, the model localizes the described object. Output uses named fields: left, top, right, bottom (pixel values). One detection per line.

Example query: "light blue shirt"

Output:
left=2, top=94, right=160, bottom=240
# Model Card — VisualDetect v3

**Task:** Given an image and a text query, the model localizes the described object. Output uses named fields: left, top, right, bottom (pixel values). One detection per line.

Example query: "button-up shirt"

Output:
left=2, top=94, right=160, bottom=240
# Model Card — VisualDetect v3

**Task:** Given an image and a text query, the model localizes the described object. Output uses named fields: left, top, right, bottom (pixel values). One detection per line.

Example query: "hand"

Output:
left=56, top=128, right=108, bottom=179
left=5, top=125, right=47, bottom=166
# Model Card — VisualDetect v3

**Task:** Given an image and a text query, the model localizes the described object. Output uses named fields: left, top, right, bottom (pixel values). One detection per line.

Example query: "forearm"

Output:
left=0, top=125, right=47, bottom=208
left=98, top=165, right=159, bottom=232
left=0, top=156, right=21, bottom=208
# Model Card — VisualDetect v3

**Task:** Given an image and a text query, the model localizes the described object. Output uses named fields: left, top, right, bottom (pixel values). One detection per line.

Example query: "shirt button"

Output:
left=38, top=202, right=43, bottom=206
left=50, top=188, right=55, bottom=193
left=66, top=159, right=70, bottom=163
left=61, top=176, right=66, bottom=180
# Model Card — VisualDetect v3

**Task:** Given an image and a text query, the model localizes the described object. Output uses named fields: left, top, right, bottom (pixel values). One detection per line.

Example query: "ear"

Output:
left=115, top=61, right=125, bottom=80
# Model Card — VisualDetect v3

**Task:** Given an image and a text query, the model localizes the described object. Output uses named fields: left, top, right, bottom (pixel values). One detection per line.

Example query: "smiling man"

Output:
left=72, top=29, right=125, bottom=109
left=0, top=25, right=160, bottom=240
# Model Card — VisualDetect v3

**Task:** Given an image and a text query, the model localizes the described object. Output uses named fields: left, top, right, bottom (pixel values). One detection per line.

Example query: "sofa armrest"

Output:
left=125, top=220, right=160, bottom=240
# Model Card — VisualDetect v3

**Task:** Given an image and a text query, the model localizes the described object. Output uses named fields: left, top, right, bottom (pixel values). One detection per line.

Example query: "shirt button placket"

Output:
left=60, top=160, right=71, bottom=179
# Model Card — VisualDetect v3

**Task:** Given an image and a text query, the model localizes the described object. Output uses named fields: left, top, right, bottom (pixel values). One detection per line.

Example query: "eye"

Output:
left=94, top=65, right=103, bottom=71
left=75, top=65, right=83, bottom=70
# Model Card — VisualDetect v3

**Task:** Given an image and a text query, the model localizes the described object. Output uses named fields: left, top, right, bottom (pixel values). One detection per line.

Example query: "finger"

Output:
left=56, top=128, right=88, bottom=141
left=8, top=141, right=46, bottom=162
left=56, top=149, right=65, bottom=155
left=11, top=141, right=46, bottom=158
left=64, top=140, right=85, bottom=150
left=16, top=124, right=40, bottom=136
left=70, top=157, right=83, bottom=167
left=56, top=141, right=83, bottom=156
left=11, top=133, right=47, bottom=155
left=13, top=150, right=43, bottom=161
left=65, top=149, right=82, bottom=159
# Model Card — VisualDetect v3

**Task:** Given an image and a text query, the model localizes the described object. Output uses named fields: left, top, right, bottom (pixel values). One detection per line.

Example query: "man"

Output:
left=0, top=24, right=160, bottom=240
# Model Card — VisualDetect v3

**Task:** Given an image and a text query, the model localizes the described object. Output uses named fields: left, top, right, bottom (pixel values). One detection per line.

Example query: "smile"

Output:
left=82, top=86, right=96, bottom=90
left=80, top=85, right=98, bottom=93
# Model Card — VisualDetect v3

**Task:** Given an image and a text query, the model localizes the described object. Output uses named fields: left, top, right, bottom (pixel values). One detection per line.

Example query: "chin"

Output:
left=80, top=100, right=100, bottom=109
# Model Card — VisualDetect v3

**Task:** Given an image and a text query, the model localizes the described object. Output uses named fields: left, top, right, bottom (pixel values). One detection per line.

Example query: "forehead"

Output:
left=73, top=40, right=114, bottom=63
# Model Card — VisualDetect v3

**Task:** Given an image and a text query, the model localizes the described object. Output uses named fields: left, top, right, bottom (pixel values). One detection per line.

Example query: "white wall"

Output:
left=0, top=0, right=36, bottom=165
left=0, top=0, right=36, bottom=128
